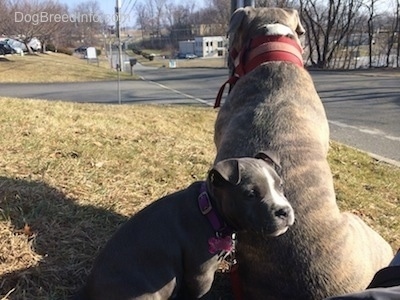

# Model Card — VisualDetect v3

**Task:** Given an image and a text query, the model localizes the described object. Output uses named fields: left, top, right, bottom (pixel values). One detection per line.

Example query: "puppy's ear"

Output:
left=209, top=159, right=241, bottom=187
left=227, top=7, right=250, bottom=37
left=286, top=8, right=305, bottom=36
left=255, top=151, right=281, bottom=169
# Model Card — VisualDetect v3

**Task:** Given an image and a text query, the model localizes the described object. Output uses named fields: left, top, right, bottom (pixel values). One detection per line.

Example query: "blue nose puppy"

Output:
left=73, top=152, right=294, bottom=300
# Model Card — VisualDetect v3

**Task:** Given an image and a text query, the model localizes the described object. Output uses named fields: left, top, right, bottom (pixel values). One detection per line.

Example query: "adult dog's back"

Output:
left=214, top=7, right=393, bottom=299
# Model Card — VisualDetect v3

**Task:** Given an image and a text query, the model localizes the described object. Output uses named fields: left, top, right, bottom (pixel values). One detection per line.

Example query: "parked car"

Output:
left=185, top=54, right=197, bottom=59
left=74, top=46, right=88, bottom=58
left=4, top=38, right=26, bottom=54
left=176, top=53, right=198, bottom=59
left=28, top=37, right=41, bottom=51
left=74, top=46, right=88, bottom=54
left=0, top=42, right=16, bottom=55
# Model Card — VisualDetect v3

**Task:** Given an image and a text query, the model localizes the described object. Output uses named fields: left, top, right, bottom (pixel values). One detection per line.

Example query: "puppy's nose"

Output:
left=274, top=206, right=295, bottom=225
left=275, top=207, right=291, bottom=219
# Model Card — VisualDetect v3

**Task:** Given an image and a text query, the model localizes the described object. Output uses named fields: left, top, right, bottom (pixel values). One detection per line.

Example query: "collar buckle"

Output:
left=199, top=191, right=212, bottom=215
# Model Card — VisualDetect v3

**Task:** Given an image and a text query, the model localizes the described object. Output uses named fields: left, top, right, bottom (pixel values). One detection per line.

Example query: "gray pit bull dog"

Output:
left=73, top=154, right=294, bottom=300
left=213, top=6, right=394, bottom=300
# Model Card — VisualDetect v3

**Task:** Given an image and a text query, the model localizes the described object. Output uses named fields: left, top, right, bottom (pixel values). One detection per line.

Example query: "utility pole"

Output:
left=115, top=0, right=122, bottom=104
left=230, top=0, right=255, bottom=15
left=115, top=0, right=123, bottom=72
left=244, top=0, right=255, bottom=6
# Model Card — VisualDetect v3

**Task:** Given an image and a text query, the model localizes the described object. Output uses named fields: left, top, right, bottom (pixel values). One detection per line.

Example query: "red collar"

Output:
left=214, top=35, right=304, bottom=108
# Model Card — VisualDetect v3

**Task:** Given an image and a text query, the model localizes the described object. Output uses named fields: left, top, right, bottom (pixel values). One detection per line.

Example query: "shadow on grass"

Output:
left=0, top=176, right=128, bottom=299
left=0, top=57, right=13, bottom=62
left=0, top=176, right=235, bottom=299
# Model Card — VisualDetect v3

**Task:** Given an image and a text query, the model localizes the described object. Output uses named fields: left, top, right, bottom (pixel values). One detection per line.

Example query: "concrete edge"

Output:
left=332, top=140, right=400, bottom=168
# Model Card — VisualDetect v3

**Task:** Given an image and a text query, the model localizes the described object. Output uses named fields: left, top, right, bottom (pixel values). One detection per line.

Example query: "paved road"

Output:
left=0, top=66, right=399, bottom=164
left=311, top=70, right=400, bottom=165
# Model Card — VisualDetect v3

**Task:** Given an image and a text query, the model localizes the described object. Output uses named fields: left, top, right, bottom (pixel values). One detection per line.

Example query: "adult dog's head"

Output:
left=228, top=7, right=305, bottom=57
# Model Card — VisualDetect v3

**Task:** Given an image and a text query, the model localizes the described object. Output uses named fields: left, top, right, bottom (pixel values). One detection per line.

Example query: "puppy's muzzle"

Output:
left=262, top=203, right=295, bottom=237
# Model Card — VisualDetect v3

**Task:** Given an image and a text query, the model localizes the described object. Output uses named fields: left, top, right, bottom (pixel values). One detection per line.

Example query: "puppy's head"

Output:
left=228, top=7, right=305, bottom=53
left=208, top=152, right=294, bottom=237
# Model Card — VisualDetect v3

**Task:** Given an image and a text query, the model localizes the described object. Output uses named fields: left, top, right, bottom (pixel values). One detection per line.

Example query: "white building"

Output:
left=194, top=36, right=226, bottom=58
left=178, top=36, right=227, bottom=58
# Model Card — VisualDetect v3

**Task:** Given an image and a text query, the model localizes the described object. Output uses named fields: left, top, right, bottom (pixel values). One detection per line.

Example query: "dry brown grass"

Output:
left=0, top=97, right=399, bottom=299
left=0, top=52, right=134, bottom=83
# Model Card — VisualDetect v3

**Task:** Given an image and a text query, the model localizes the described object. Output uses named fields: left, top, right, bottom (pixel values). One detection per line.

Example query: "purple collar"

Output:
left=198, top=182, right=233, bottom=237
left=198, top=182, right=234, bottom=254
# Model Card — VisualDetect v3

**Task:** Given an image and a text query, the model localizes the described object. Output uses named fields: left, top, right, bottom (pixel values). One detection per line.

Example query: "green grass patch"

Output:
left=0, top=97, right=398, bottom=299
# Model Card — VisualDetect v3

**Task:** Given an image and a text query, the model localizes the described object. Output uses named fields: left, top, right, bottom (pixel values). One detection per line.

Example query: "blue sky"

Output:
left=61, top=0, right=207, bottom=15
left=60, top=0, right=139, bottom=26
left=61, top=0, right=115, bottom=14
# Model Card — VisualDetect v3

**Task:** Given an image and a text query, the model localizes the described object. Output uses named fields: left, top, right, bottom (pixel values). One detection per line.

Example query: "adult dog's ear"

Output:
left=208, top=159, right=241, bottom=187
left=227, top=7, right=253, bottom=37
left=255, top=151, right=281, bottom=169
left=284, top=8, right=305, bottom=36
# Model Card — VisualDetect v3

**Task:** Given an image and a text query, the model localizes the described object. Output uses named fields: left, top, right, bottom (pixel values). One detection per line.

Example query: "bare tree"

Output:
left=153, top=0, right=167, bottom=38
left=256, top=0, right=298, bottom=7
left=136, top=3, right=149, bottom=40
left=3, top=0, right=35, bottom=53
left=0, top=0, right=9, bottom=34
left=190, top=0, right=230, bottom=35
left=165, top=2, right=196, bottom=45
left=378, top=0, right=400, bottom=68
left=135, top=0, right=164, bottom=47
left=379, top=8, right=398, bottom=67
left=3, top=0, right=65, bottom=53
left=1, top=0, right=105, bottom=53
left=395, top=0, right=400, bottom=67
left=300, top=0, right=364, bottom=68
left=71, top=0, right=104, bottom=46
left=212, top=0, right=231, bottom=28
left=364, top=0, right=380, bottom=67
left=37, top=1, right=69, bottom=52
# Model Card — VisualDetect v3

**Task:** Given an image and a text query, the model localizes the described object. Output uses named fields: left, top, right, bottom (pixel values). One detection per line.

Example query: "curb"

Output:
left=368, top=152, right=400, bottom=168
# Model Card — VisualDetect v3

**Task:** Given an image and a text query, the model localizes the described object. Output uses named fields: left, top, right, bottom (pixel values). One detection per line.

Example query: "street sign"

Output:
left=169, top=60, right=177, bottom=68
left=86, top=47, right=97, bottom=59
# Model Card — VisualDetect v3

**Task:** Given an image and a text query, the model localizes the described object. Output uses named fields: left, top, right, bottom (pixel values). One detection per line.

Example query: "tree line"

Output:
left=1, top=0, right=399, bottom=68
left=137, top=0, right=400, bottom=68
left=0, top=0, right=106, bottom=53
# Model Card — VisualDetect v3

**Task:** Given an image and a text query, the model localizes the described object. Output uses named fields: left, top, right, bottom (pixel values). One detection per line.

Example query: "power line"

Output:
left=122, top=0, right=133, bottom=15
left=120, top=0, right=137, bottom=23
left=125, top=0, right=139, bottom=23
left=120, top=0, right=138, bottom=26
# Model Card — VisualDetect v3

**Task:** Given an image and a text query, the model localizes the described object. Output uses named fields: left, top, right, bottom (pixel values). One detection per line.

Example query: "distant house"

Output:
left=195, top=36, right=226, bottom=58
left=179, top=36, right=227, bottom=58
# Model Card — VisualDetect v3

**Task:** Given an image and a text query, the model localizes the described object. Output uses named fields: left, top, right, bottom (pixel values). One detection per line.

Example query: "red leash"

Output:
left=230, top=263, right=244, bottom=300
